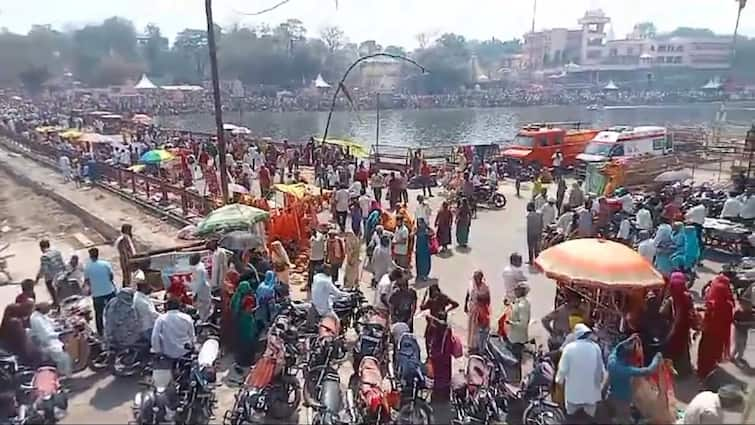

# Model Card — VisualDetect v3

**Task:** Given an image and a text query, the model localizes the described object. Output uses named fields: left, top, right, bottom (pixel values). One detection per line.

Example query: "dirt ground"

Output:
left=0, top=168, right=118, bottom=289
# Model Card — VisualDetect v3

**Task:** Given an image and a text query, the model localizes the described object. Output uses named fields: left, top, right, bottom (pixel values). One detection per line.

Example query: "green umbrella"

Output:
left=196, top=204, right=270, bottom=236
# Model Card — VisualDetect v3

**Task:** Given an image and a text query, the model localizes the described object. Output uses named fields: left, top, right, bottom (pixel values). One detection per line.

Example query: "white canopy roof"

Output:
left=603, top=80, right=619, bottom=90
left=134, top=74, right=158, bottom=90
left=161, top=85, right=204, bottom=92
left=314, top=74, right=331, bottom=88
left=702, top=77, right=723, bottom=90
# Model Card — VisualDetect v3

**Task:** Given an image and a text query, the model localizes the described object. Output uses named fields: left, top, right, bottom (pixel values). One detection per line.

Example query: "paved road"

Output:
left=0, top=164, right=743, bottom=424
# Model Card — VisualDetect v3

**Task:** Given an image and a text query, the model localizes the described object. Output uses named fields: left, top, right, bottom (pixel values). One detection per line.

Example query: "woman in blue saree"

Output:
left=653, top=220, right=674, bottom=276
left=415, top=218, right=432, bottom=281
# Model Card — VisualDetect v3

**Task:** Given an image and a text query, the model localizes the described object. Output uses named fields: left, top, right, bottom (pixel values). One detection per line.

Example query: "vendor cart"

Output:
left=702, top=217, right=752, bottom=256
left=535, top=238, right=666, bottom=355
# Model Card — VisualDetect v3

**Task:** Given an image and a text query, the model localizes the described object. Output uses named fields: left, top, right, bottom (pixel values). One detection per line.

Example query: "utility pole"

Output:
left=531, top=0, right=537, bottom=33
left=375, top=92, right=380, bottom=158
left=205, top=0, right=229, bottom=204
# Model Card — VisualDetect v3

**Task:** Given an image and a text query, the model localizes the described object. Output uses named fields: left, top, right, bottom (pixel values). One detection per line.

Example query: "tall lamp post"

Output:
left=205, top=0, right=229, bottom=204
left=320, top=53, right=426, bottom=145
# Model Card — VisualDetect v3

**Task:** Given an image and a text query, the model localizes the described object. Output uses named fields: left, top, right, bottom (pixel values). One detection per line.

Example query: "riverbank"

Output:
left=157, top=102, right=753, bottom=145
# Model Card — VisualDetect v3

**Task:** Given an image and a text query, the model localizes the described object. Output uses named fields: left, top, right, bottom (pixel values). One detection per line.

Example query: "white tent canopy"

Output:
left=134, top=74, right=158, bottom=90
left=314, top=74, right=331, bottom=88
left=161, top=85, right=204, bottom=92
left=603, top=80, right=619, bottom=90
left=702, top=77, right=723, bottom=90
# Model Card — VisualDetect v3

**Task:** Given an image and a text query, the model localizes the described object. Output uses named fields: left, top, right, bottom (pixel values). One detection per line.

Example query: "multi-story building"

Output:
left=524, top=9, right=732, bottom=73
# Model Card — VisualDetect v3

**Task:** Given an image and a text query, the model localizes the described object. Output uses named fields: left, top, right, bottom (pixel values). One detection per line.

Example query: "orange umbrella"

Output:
left=534, top=238, right=664, bottom=290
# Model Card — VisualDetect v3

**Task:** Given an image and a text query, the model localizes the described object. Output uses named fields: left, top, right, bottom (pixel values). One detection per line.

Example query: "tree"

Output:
left=141, top=24, right=169, bottom=77
left=320, top=26, right=345, bottom=52
left=633, top=22, right=657, bottom=39
left=173, top=29, right=209, bottom=82
left=384, top=45, right=407, bottom=57
left=18, top=66, right=50, bottom=95
left=92, top=54, right=143, bottom=86
left=667, top=27, right=715, bottom=37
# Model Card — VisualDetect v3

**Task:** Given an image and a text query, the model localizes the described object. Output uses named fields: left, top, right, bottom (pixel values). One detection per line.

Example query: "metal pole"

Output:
left=375, top=92, right=380, bottom=157
left=205, top=0, right=229, bottom=204
left=321, top=53, right=425, bottom=146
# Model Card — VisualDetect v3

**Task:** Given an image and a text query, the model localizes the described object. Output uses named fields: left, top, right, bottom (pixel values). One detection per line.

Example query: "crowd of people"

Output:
left=4, top=90, right=755, bottom=423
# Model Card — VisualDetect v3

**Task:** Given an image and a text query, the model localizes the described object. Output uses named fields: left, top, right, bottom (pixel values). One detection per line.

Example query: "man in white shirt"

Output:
left=740, top=189, right=755, bottom=221
left=134, top=279, right=160, bottom=342
left=189, top=253, right=212, bottom=321
left=555, top=209, right=574, bottom=235
left=501, top=252, right=527, bottom=302
left=151, top=299, right=195, bottom=360
left=617, top=215, right=632, bottom=243
left=414, top=195, right=432, bottom=223
left=374, top=269, right=402, bottom=313
left=392, top=217, right=410, bottom=269
left=210, top=241, right=231, bottom=290
left=334, top=185, right=350, bottom=232
left=637, top=230, right=656, bottom=263
left=29, top=303, right=72, bottom=376
left=311, top=264, right=349, bottom=317
left=358, top=191, right=373, bottom=223
left=682, top=391, right=723, bottom=424
left=555, top=324, right=605, bottom=420
left=540, top=197, right=557, bottom=226
left=636, top=204, right=654, bottom=231
left=685, top=202, right=707, bottom=226
left=617, top=192, right=634, bottom=214
left=307, top=227, right=327, bottom=290
left=721, top=192, right=744, bottom=219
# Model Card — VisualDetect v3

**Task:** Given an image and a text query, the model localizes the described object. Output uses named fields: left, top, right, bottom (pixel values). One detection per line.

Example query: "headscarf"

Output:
left=255, top=271, right=278, bottom=327
left=705, top=275, right=734, bottom=341
left=230, top=281, right=257, bottom=345
left=669, top=272, right=691, bottom=310
left=270, top=241, right=291, bottom=267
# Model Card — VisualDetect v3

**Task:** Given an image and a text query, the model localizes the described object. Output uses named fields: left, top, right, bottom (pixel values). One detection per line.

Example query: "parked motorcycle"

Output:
left=133, top=336, right=219, bottom=425
left=451, top=354, right=505, bottom=425
left=0, top=352, right=67, bottom=424
left=702, top=260, right=755, bottom=299
left=305, top=316, right=345, bottom=403
left=351, top=307, right=389, bottom=374
left=16, top=366, right=68, bottom=424
left=350, top=356, right=393, bottom=424
left=224, top=315, right=302, bottom=424
left=332, top=289, right=368, bottom=334
left=55, top=295, right=109, bottom=373
left=483, top=336, right=565, bottom=425
left=393, top=332, right=433, bottom=425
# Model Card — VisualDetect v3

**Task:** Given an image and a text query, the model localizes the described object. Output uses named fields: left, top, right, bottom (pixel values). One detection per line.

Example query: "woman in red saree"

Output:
left=697, top=274, right=734, bottom=379
left=662, top=272, right=694, bottom=376
left=427, top=311, right=459, bottom=402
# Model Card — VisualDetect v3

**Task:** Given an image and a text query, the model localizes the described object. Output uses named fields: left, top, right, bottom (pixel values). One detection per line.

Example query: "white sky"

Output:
left=2, top=0, right=754, bottom=48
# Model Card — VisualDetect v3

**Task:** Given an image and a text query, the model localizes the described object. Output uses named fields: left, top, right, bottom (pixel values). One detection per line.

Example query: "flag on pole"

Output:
left=739, top=0, right=747, bottom=11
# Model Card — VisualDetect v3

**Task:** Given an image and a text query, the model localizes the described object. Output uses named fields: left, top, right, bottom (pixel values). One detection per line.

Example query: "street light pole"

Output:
left=320, top=53, right=426, bottom=145
left=205, top=0, right=229, bottom=204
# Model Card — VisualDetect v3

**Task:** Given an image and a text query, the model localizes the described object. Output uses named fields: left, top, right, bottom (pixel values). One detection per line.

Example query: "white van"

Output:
left=576, top=126, right=671, bottom=163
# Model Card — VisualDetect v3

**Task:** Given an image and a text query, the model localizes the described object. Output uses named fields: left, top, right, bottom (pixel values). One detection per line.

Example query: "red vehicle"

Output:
left=500, top=122, right=600, bottom=168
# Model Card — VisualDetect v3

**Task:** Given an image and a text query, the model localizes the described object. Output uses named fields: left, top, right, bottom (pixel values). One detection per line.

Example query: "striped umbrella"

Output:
left=534, top=238, right=664, bottom=290
left=140, top=149, right=175, bottom=164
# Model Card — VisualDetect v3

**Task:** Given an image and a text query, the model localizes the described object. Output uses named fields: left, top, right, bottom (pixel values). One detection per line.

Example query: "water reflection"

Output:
left=159, top=103, right=753, bottom=147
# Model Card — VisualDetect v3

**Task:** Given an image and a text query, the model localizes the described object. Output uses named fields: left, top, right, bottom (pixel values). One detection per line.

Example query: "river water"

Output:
left=157, top=102, right=755, bottom=147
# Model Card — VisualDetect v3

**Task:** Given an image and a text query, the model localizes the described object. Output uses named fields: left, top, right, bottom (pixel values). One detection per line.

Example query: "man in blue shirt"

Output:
left=607, top=334, right=663, bottom=424
left=84, top=247, right=117, bottom=335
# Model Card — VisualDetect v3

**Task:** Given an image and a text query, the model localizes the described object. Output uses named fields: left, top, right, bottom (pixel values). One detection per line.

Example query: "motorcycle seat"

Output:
left=197, top=339, right=219, bottom=367
left=358, top=356, right=383, bottom=387
left=486, top=336, right=518, bottom=368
